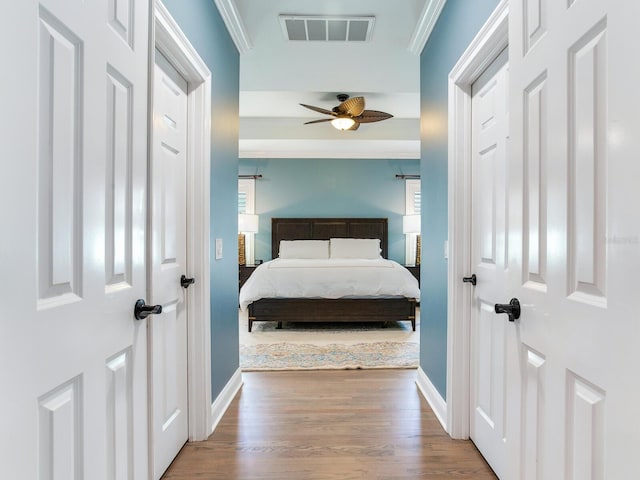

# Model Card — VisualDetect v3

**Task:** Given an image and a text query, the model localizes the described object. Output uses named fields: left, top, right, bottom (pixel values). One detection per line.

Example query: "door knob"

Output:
left=181, top=275, right=195, bottom=289
left=134, top=299, right=163, bottom=320
left=462, top=274, right=477, bottom=286
left=494, top=298, right=521, bottom=322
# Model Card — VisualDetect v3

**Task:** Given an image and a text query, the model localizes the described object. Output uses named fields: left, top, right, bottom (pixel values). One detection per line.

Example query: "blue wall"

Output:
left=419, top=0, right=500, bottom=398
left=239, top=158, right=420, bottom=264
left=160, top=0, right=240, bottom=399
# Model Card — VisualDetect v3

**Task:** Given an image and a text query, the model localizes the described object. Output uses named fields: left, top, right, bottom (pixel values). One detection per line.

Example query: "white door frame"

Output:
left=152, top=0, right=212, bottom=441
left=446, top=0, right=508, bottom=439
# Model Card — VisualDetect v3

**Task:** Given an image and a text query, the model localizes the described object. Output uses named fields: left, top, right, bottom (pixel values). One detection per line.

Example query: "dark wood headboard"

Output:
left=271, top=218, right=388, bottom=260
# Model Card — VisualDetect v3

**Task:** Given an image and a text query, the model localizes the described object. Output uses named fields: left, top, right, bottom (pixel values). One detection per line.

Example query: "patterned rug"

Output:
left=239, top=309, right=420, bottom=371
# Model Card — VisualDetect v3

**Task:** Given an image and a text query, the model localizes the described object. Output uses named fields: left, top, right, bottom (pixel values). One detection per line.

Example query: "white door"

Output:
left=0, top=1, right=150, bottom=479
left=506, top=0, right=640, bottom=478
left=149, top=50, right=189, bottom=479
left=469, top=47, right=509, bottom=479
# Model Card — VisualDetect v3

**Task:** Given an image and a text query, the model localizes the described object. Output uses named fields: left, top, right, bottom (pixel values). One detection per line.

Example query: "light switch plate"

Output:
left=215, top=238, right=223, bottom=259
left=444, top=240, right=449, bottom=260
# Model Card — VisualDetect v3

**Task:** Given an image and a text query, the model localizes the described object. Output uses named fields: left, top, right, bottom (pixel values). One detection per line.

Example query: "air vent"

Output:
left=279, top=15, right=375, bottom=42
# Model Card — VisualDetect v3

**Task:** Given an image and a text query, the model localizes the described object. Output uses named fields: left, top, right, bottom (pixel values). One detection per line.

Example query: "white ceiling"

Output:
left=216, top=0, right=445, bottom=159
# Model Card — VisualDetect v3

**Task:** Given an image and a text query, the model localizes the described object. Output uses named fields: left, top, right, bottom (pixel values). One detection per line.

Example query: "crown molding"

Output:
left=408, top=0, right=447, bottom=55
left=213, top=0, right=252, bottom=55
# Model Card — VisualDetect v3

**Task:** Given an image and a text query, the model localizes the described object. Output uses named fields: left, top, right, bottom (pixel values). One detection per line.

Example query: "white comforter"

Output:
left=239, top=258, right=420, bottom=311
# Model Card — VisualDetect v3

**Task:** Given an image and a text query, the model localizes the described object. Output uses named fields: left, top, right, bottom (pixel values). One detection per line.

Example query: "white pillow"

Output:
left=329, top=238, right=382, bottom=259
left=278, top=240, right=330, bottom=259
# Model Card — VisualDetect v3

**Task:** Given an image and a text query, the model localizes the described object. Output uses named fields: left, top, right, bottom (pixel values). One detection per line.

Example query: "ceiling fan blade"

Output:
left=303, top=118, right=333, bottom=125
left=348, top=121, right=360, bottom=131
left=300, top=103, right=335, bottom=116
left=335, top=96, right=365, bottom=117
left=354, top=110, right=394, bottom=123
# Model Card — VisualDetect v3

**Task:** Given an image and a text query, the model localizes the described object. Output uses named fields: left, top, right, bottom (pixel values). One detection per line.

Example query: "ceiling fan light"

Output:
left=331, top=116, right=356, bottom=130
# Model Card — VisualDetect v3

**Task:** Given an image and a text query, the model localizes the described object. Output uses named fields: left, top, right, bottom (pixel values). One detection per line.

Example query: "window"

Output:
left=238, top=178, right=256, bottom=264
left=405, top=179, right=421, bottom=265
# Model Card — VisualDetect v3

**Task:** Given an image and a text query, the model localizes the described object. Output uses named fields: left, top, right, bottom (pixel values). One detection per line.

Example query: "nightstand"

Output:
left=239, top=264, right=257, bottom=290
left=404, top=264, right=420, bottom=287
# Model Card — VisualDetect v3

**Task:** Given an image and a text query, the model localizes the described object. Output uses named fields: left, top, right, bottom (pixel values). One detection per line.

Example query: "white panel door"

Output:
left=469, top=47, right=509, bottom=480
left=506, top=0, right=640, bottom=478
left=0, top=0, right=150, bottom=479
left=149, top=50, right=189, bottom=479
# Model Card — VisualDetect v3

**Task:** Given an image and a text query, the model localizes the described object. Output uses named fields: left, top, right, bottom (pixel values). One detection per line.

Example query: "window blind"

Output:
left=413, top=191, right=421, bottom=215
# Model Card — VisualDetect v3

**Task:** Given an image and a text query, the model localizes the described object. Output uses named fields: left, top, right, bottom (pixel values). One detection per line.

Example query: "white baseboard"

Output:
left=210, top=368, right=243, bottom=434
left=415, top=367, right=448, bottom=432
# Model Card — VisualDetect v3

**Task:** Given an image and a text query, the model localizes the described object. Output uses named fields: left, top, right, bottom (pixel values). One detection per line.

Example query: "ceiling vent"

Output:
left=279, top=15, right=375, bottom=42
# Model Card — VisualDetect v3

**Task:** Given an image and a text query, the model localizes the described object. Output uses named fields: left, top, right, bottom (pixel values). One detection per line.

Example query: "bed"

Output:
left=239, top=218, right=419, bottom=332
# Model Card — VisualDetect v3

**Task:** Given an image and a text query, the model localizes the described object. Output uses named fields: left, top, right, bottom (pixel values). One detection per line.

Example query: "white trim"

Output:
left=448, top=2, right=509, bottom=84
left=210, top=369, right=244, bottom=433
left=446, top=0, right=508, bottom=440
left=408, top=0, right=448, bottom=55
left=239, top=144, right=421, bottom=160
left=415, top=367, right=448, bottom=431
left=213, top=0, right=252, bottom=55
left=155, top=2, right=211, bottom=80
left=154, top=0, right=213, bottom=442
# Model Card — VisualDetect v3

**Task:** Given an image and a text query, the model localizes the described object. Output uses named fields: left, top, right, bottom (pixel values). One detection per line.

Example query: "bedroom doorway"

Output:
left=468, top=46, right=509, bottom=478
left=445, top=0, right=509, bottom=461
left=149, top=2, right=213, bottom=478
left=149, top=49, right=190, bottom=478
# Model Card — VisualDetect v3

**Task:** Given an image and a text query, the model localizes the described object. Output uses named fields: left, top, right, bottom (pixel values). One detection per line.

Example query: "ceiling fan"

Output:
left=300, top=94, right=393, bottom=131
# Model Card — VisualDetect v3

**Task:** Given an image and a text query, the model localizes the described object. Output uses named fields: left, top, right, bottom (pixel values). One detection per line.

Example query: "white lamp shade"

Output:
left=238, top=213, right=259, bottom=233
left=402, top=214, right=421, bottom=234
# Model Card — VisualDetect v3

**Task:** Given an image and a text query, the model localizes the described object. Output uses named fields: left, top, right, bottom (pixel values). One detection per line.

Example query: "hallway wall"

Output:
left=419, top=0, right=501, bottom=398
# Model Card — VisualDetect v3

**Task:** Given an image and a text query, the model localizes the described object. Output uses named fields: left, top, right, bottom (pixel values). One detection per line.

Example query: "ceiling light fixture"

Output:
left=331, top=116, right=356, bottom=131
left=301, top=94, right=393, bottom=130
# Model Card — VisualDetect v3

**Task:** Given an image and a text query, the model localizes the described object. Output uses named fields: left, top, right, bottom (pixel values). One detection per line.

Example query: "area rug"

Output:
left=239, top=308, right=420, bottom=371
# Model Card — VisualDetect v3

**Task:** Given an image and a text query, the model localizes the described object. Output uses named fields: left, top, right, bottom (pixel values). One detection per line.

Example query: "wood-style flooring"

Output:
left=162, top=369, right=496, bottom=480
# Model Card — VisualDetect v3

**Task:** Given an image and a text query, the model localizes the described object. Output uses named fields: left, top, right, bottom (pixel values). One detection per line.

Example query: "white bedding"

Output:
left=239, top=258, right=420, bottom=311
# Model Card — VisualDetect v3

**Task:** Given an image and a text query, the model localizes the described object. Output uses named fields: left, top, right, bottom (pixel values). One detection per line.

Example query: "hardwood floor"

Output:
left=162, top=369, right=497, bottom=480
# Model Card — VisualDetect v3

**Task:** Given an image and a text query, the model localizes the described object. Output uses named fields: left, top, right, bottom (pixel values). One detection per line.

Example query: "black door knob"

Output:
left=494, top=298, right=521, bottom=322
left=134, top=299, right=163, bottom=320
left=181, top=275, right=195, bottom=288
left=462, top=274, right=477, bottom=286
